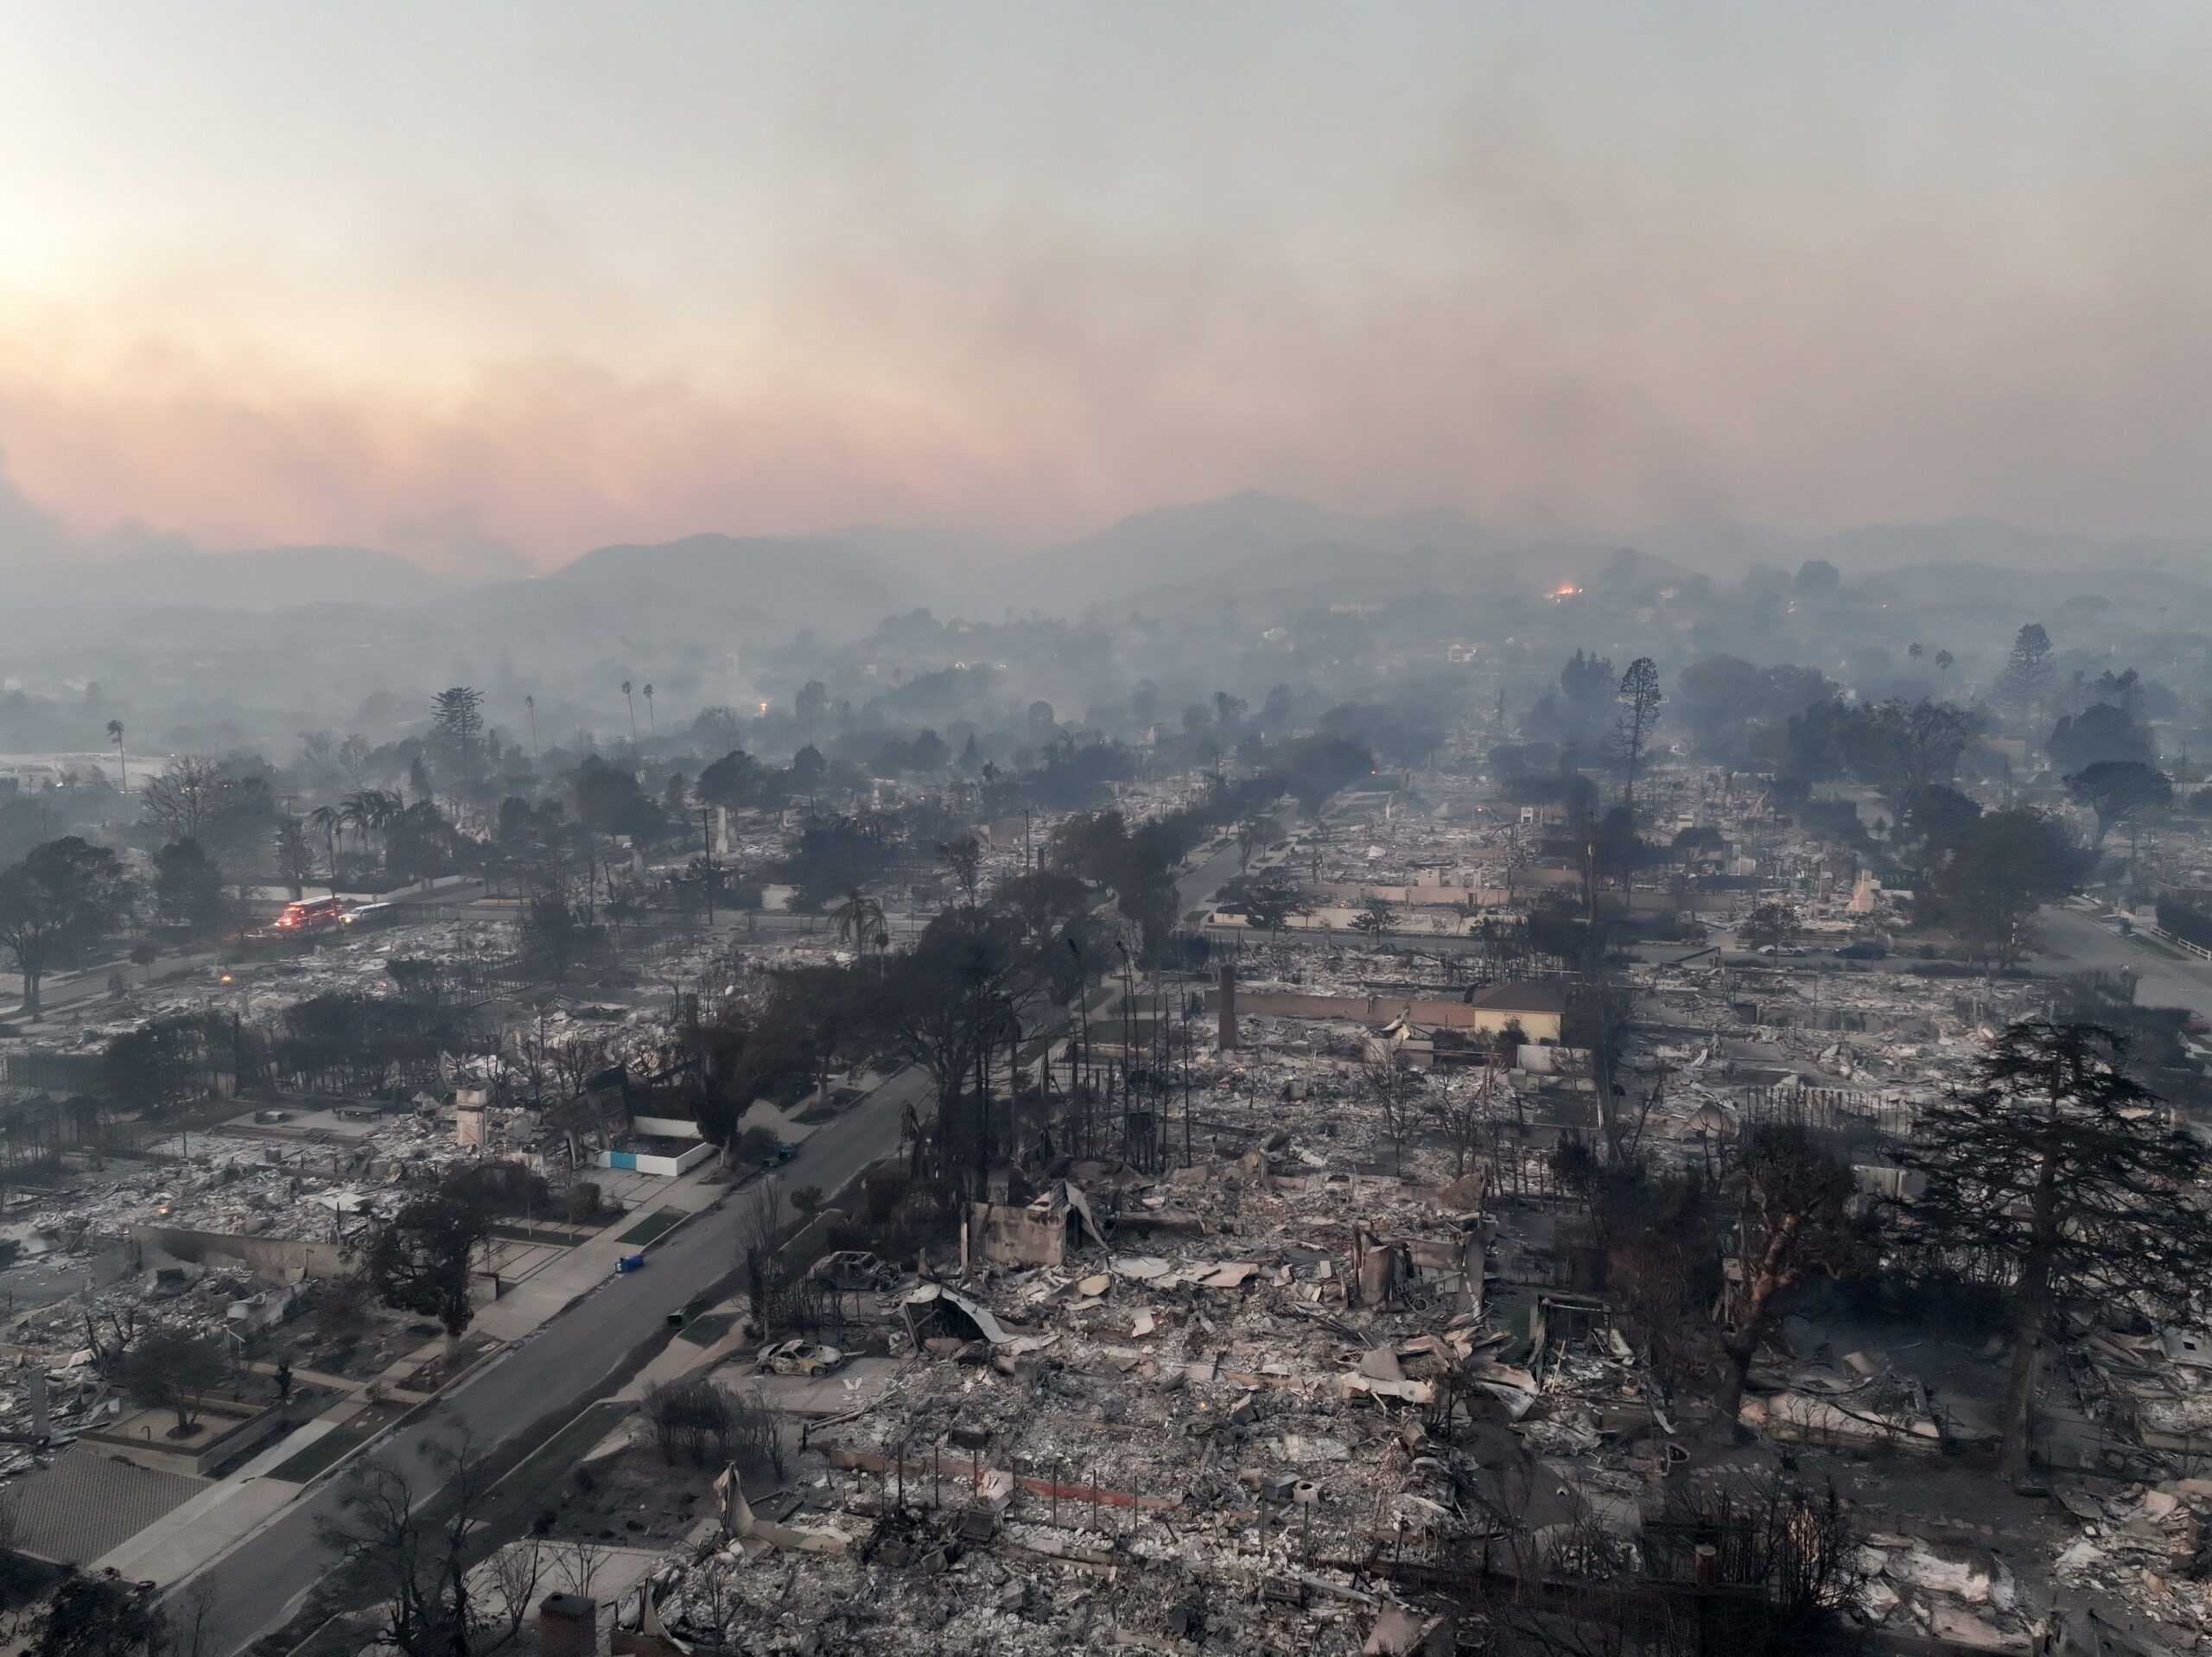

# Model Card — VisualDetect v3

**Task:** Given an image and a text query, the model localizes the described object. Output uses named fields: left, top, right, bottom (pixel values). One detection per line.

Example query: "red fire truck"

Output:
left=275, top=896, right=348, bottom=932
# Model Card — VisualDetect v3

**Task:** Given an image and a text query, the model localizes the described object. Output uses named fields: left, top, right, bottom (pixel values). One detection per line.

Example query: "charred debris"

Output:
left=7, top=664, right=2212, bottom=1654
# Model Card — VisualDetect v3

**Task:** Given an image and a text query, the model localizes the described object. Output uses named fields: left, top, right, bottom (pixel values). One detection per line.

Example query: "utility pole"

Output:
left=700, top=806, right=715, bottom=924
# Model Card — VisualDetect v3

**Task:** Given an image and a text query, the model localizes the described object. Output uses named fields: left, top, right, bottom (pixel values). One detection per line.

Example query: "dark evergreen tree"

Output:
left=1896, top=1020, right=2212, bottom=1479
left=367, top=1181, right=495, bottom=1351
left=0, top=837, right=130, bottom=1019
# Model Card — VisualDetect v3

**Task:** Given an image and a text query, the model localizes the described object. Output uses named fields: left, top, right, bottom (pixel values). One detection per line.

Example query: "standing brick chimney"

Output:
left=538, top=1594, right=599, bottom=1657
left=1217, top=963, right=1237, bottom=1051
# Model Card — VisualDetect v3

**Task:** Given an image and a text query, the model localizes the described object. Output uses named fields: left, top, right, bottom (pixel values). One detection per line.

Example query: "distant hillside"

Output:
left=1105, top=536, right=1682, bottom=623
left=1000, top=491, right=1513, bottom=611
left=456, top=533, right=911, bottom=646
left=1630, top=514, right=2212, bottom=578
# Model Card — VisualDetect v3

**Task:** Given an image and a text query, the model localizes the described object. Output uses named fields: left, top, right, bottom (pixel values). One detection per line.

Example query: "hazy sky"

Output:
left=3, top=3, right=2212, bottom=571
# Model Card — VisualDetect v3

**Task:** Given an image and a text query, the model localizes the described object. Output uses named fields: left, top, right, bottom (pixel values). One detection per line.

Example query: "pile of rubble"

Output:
left=611, top=1122, right=1694, bottom=1654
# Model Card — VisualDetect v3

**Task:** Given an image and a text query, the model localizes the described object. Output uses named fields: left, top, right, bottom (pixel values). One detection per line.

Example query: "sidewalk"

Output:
left=612, top=1292, right=754, bottom=1403
left=89, top=1161, right=734, bottom=1588
left=471, top=1162, right=731, bottom=1343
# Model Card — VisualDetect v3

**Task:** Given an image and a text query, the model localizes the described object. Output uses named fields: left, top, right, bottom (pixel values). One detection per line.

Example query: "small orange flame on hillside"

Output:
left=1550, top=584, right=1581, bottom=600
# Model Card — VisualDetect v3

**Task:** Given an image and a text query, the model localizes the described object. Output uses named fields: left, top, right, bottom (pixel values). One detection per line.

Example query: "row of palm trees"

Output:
left=831, top=885, right=889, bottom=960
left=305, top=790, right=407, bottom=875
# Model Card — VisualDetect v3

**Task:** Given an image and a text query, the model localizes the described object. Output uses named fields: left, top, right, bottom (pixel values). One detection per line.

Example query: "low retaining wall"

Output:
left=1212, top=989, right=1565, bottom=1043
left=598, top=1141, right=715, bottom=1177
left=129, top=1225, right=353, bottom=1280
left=629, top=1114, right=702, bottom=1140
left=81, top=1396, right=297, bottom=1477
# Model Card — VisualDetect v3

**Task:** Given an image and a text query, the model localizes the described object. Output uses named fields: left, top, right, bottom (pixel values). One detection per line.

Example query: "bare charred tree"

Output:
left=667, top=1563, right=750, bottom=1652
left=82, top=1302, right=146, bottom=1372
left=938, top=835, right=983, bottom=909
left=1554, top=1141, right=1721, bottom=1397
left=738, top=1176, right=782, bottom=1341
left=644, top=1377, right=734, bottom=1467
left=162, top=1578, right=220, bottom=1657
left=316, top=1428, right=526, bottom=1657
left=482, top=1540, right=543, bottom=1654
left=514, top=1024, right=614, bottom=1168
left=1364, top=1057, right=1421, bottom=1176
left=140, top=757, right=229, bottom=846
left=549, top=1540, right=607, bottom=1603
left=1639, top=1466, right=1858, bottom=1656
left=1471, top=1463, right=1857, bottom=1655
left=1431, top=1079, right=1488, bottom=1179
left=1896, top=1019, right=2212, bottom=1481
left=1713, top=1123, right=1866, bottom=1425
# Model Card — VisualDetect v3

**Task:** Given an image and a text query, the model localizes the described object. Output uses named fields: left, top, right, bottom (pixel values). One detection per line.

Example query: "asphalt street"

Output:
left=8, top=879, right=490, bottom=1025
left=2037, top=903, right=2212, bottom=1020
left=189, top=1063, right=925, bottom=1657
left=1176, top=837, right=1249, bottom=917
left=184, top=832, right=1247, bottom=1653
left=1175, top=805, right=1302, bottom=919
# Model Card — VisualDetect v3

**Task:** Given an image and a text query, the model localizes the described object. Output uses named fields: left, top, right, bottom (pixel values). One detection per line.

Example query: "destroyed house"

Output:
left=1216, top=981, right=1567, bottom=1044
left=969, top=1179, right=1109, bottom=1267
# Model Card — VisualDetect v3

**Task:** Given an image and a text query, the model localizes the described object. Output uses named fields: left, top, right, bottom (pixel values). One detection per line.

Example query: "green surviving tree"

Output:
left=2049, top=704, right=2153, bottom=773
left=1834, top=697, right=1978, bottom=821
left=104, top=1013, right=227, bottom=1112
left=2066, top=759, right=2171, bottom=854
left=1900, top=783, right=1982, bottom=874
left=1926, top=809, right=2092, bottom=965
left=1895, top=1019, right=2212, bottom=1480
left=120, top=1327, right=230, bottom=1435
left=1351, top=894, right=1398, bottom=938
left=1239, top=870, right=1307, bottom=938
left=880, top=908, right=1025, bottom=1190
left=1558, top=649, right=1617, bottom=743
left=30, top=1574, right=170, bottom=1657
left=429, top=686, right=486, bottom=784
left=274, top=815, right=316, bottom=901
left=1736, top=902, right=1800, bottom=952
left=0, top=837, right=131, bottom=1019
left=696, top=747, right=764, bottom=811
left=1995, top=621, right=2055, bottom=727
left=1274, top=734, right=1374, bottom=813
left=367, top=1178, right=496, bottom=1353
left=155, top=838, right=227, bottom=938
left=1611, top=657, right=1662, bottom=809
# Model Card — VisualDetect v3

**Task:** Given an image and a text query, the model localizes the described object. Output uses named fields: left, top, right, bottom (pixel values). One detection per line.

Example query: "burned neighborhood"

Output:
left=6, top=559, right=2212, bottom=1657
left=7, top=11, right=2212, bottom=1655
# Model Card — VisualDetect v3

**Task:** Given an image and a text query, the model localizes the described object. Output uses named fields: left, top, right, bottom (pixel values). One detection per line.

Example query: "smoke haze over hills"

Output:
left=3, top=7, right=2212, bottom=791
left=5, top=8, right=2212, bottom=567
